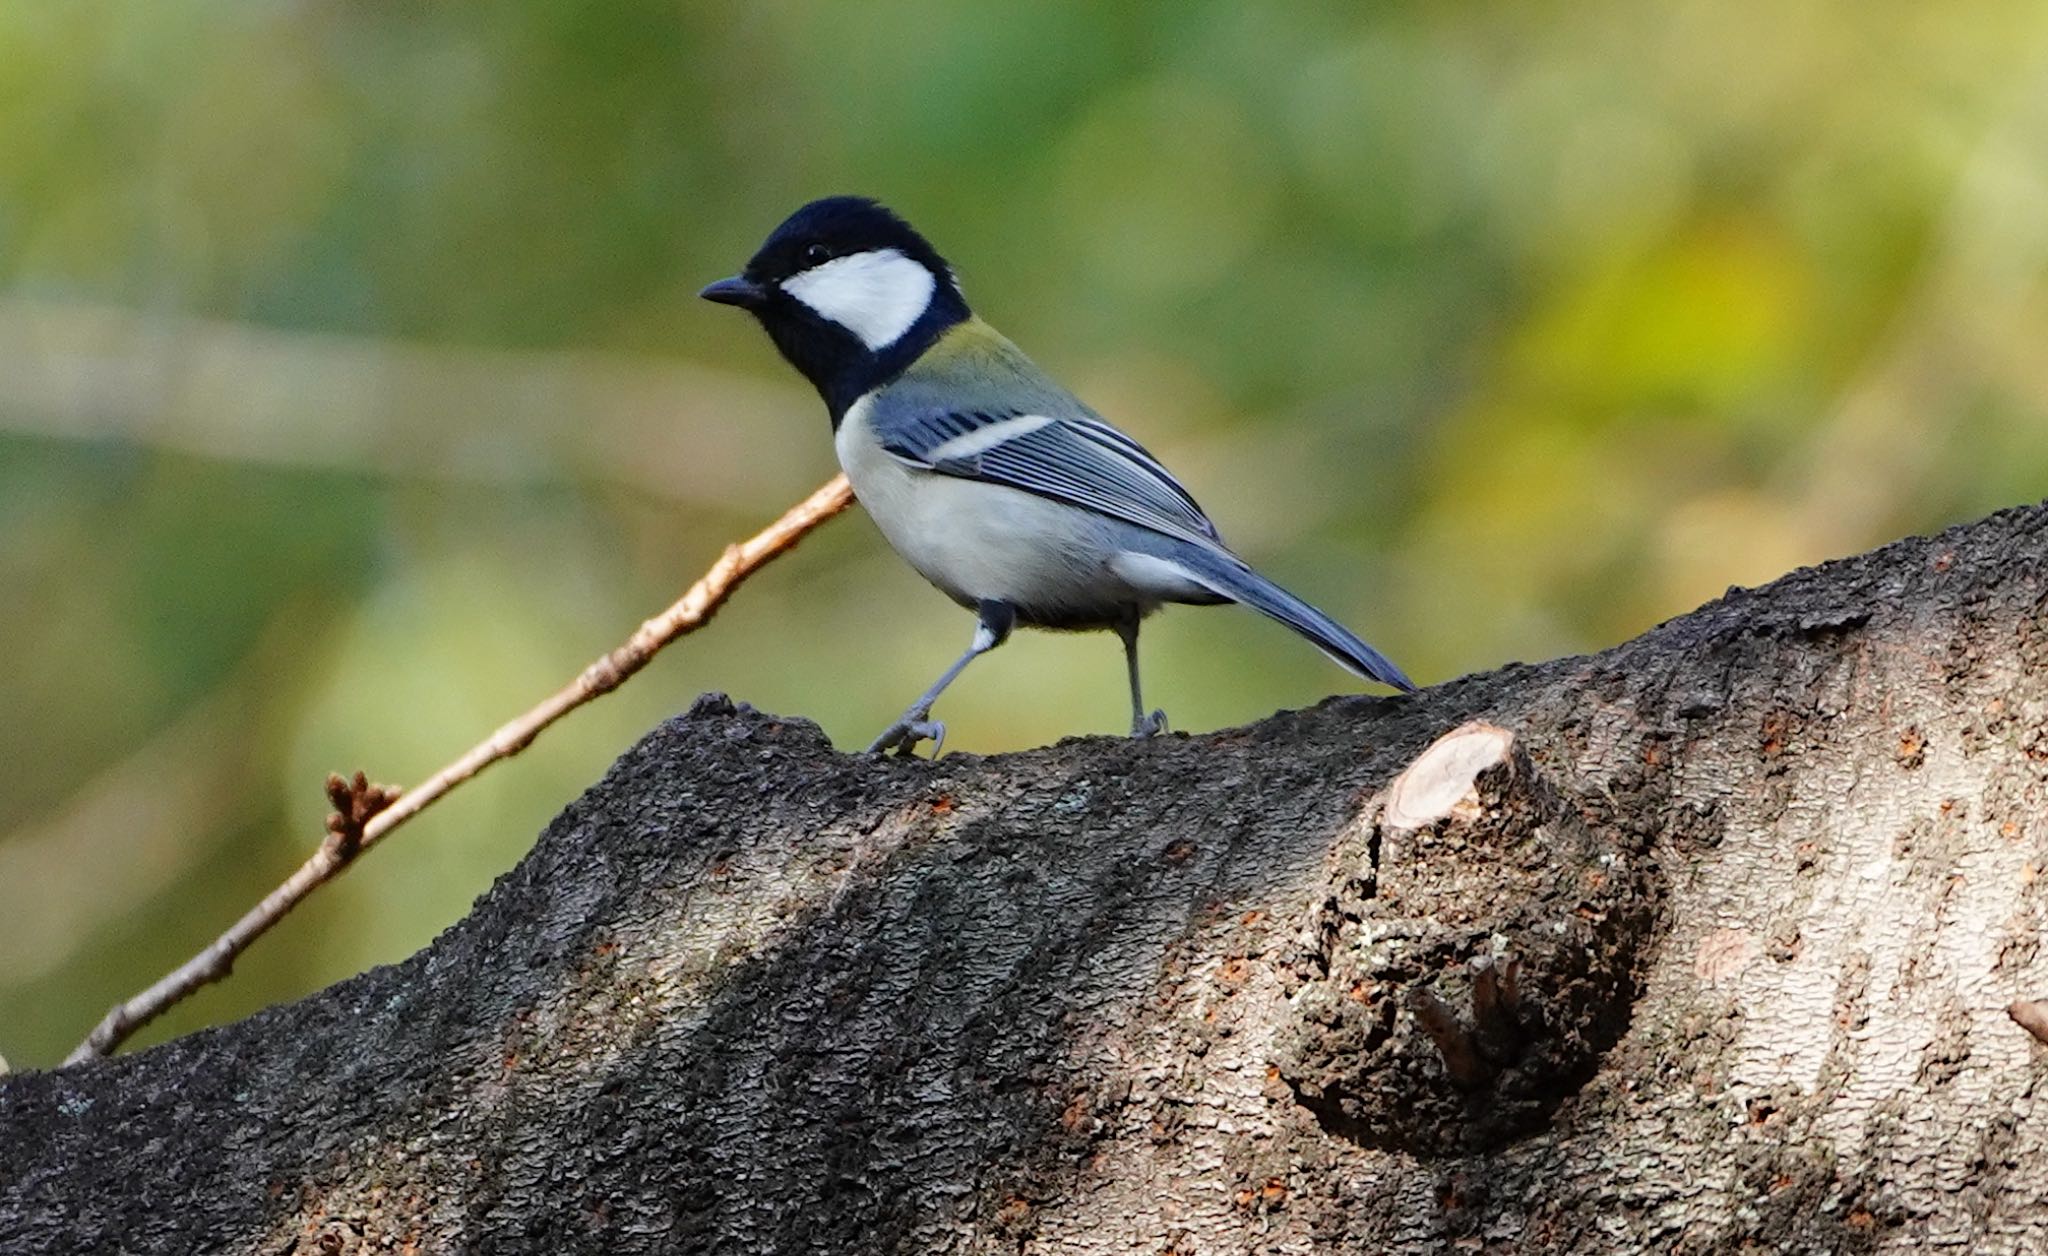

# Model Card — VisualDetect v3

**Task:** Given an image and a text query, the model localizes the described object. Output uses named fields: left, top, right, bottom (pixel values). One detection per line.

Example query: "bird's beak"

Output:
left=699, top=276, right=768, bottom=309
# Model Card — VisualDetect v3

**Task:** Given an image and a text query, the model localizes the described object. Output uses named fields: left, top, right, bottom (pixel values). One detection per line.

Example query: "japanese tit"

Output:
left=702, top=196, right=1415, bottom=754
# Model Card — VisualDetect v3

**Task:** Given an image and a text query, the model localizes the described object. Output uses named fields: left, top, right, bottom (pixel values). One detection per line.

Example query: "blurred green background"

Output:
left=4, top=1, right=2046, bottom=1069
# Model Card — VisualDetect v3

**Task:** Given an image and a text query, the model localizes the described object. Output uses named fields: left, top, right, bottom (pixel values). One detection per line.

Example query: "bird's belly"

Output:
left=837, top=408, right=1132, bottom=625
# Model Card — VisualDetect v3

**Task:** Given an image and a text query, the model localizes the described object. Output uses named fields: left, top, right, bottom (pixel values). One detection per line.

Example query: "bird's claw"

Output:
left=1132, top=709, right=1169, bottom=739
left=867, top=716, right=947, bottom=757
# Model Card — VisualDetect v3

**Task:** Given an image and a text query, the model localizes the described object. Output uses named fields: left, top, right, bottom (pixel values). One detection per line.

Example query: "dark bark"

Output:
left=5, top=503, right=2048, bottom=1254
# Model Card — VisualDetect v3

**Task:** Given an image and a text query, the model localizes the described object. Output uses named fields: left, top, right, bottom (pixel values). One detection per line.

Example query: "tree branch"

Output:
left=62, top=474, right=854, bottom=1065
left=8, top=502, right=2048, bottom=1253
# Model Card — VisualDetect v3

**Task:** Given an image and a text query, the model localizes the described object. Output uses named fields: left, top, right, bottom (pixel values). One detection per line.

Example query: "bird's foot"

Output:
left=1131, top=709, right=1169, bottom=739
left=867, top=715, right=946, bottom=757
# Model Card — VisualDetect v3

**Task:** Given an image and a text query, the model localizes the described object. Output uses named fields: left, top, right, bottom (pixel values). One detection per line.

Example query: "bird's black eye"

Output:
left=801, top=242, right=831, bottom=267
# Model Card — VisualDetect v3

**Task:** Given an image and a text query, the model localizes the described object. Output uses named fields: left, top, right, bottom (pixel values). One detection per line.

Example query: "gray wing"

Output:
left=872, top=402, right=1223, bottom=548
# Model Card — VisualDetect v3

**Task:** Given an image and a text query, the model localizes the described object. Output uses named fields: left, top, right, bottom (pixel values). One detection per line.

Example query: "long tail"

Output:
left=1171, top=547, right=1417, bottom=693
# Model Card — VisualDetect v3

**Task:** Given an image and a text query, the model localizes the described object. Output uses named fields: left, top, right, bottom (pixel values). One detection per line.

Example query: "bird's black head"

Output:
left=700, top=197, right=971, bottom=420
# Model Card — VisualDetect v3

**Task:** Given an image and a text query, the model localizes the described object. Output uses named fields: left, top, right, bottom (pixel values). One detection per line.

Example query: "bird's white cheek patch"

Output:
left=781, top=248, right=936, bottom=351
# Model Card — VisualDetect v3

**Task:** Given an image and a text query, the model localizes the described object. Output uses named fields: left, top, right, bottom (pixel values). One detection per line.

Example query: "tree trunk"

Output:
left=5, top=503, right=2047, bottom=1255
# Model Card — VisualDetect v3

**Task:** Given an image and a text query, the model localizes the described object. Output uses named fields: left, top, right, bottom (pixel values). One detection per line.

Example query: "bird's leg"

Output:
left=1116, top=614, right=1168, bottom=738
left=868, top=600, right=1015, bottom=757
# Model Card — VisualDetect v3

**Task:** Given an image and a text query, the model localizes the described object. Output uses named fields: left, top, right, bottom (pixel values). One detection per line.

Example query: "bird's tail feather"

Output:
left=1172, top=548, right=1416, bottom=693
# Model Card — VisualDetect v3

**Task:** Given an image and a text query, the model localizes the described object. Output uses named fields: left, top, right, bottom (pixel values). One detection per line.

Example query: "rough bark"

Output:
left=5, top=503, right=2048, bottom=1254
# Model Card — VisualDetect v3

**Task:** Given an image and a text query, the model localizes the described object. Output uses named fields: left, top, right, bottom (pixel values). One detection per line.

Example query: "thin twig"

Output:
left=66, top=474, right=855, bottom=1065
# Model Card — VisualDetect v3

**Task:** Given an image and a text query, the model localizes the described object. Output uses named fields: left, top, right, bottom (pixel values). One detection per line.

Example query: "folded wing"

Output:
left=875, top=405, right=1223, bottom=549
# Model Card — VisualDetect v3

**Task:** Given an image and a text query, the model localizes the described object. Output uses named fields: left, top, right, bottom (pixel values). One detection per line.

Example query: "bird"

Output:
left=701, top=196, right=1415, bottom=755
